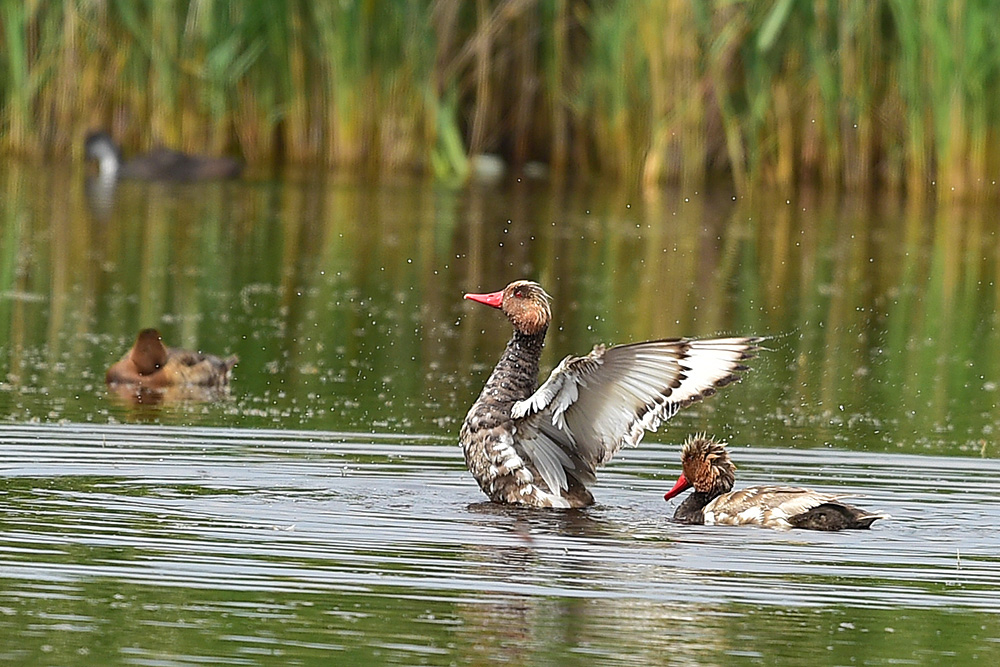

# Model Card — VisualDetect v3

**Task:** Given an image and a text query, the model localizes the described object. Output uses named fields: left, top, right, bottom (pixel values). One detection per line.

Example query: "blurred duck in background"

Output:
left=106, top=328, right=238, bottom=395
left=84, top=131, right=243, bottom=182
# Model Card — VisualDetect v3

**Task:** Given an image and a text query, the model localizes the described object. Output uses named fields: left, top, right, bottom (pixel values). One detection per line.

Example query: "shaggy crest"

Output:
left=681, top=434, right=736, bottom=496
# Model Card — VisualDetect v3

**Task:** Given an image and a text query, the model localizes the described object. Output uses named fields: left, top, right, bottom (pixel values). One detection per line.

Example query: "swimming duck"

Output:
left=84, top=131, right=243, bottom=181
left=663, top=434, right=886, bottom=530
left=460, top=280, right=760, bottom=508
left=106, top=328, right=238, bottom=389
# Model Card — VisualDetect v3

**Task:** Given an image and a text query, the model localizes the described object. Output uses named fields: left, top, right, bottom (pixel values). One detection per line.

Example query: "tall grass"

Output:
left=4, top=1, right=1000, bottom=195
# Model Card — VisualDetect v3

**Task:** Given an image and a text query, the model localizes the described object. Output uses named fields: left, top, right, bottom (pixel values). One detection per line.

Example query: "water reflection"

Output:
left=3, top=164, right=1000, bottom=664
left=1, top=423, right=998, bottom=664
left=1, top=164, right=999, bottom=453
left=465, top=502, right=617, bottom=540
left=84, top=174, right=118, bottom=221
left=105, top=383, right=235, bottom=409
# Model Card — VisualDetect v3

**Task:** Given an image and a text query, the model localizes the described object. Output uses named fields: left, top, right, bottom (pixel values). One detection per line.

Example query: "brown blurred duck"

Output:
left=85, top=131, right=242, bottom=181
left=106, top=328, right=238, bottom=389
left=460, top=280, right=760, bottom=508
left=663, top=435, right=887, bottom=530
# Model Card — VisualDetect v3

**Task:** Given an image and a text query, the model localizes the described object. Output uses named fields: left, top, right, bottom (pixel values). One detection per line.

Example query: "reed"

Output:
left=4, top=1, right=1000, bottom=195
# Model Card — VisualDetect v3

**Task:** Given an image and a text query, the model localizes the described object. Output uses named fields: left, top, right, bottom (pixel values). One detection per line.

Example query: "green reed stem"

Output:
left=1, top=1, right=1000, bottom=196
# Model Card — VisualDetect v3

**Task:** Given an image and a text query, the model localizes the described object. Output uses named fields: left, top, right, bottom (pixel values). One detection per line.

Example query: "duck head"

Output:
left=663, top=434, right=736, bottom=501
left=130, top=328, right=169, bottom=376
left=464, top=280, right=552, bottom=336
left=84, top=131, right=122, bottom=178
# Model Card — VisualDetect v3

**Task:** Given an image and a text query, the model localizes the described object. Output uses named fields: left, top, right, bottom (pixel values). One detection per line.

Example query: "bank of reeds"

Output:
left=3, top=0, right=1000, bottom=195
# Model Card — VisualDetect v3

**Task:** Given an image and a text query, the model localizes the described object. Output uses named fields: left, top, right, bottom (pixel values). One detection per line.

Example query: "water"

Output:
left=1, top=165, right=999, bottom=664
left=1, top=423, right=998, bottom=664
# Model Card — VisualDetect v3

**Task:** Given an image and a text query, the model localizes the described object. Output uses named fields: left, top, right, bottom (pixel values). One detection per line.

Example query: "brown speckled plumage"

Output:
left=664, top=435, right=887, bottom=530
left=460, top=280, right=761, bottom=508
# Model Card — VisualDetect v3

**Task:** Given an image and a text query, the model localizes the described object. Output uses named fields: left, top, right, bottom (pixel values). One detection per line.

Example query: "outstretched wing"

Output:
left=511, top=337, right=759, bottom=494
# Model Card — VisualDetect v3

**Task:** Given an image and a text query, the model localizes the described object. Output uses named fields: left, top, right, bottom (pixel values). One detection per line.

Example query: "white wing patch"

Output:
left=518, top=427, right=574, bottom=494
left=513, top=337, right=758, bottom=486
left=512, top=352, right=597, bottom=431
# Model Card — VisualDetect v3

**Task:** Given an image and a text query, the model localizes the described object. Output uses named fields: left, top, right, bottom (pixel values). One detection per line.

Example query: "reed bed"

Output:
left=3, top=0, right=1000, bottom=195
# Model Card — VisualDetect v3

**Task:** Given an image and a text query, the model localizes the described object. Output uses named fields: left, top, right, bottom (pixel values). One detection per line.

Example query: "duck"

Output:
left=460, top=280, right=761, bottom=508
left=663, top=434, right=886, bottom=530
left=84, top=131, right=243, bottom=181
left=106, top=328, right=238, bottom=390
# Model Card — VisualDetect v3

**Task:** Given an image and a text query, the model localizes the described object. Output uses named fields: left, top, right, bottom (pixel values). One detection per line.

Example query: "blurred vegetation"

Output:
left=4, top=0, right=1000, bottom=195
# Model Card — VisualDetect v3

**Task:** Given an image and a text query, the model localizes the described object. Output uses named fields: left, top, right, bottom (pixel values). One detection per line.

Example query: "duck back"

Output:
left=120, top=148, right=243, bottom=181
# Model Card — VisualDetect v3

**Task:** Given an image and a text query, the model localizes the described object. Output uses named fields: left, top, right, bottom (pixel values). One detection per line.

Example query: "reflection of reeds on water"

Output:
left=453, top=184, right=1000, bottom=450
left=3, top=162, right=999, bottom=447
left=8, top=2, right=1000, bottom=193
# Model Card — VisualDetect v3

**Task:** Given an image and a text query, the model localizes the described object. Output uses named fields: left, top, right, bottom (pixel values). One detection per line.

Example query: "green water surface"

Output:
left=1, top=164, right=998, bottom=665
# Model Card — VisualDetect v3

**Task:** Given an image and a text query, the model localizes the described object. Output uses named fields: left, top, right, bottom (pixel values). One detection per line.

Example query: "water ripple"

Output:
left=1, top=423, right=999, bottom=664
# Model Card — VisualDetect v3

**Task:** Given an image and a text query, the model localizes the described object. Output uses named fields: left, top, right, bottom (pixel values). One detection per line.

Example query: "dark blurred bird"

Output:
left=85, top=131, right=243, bottom=181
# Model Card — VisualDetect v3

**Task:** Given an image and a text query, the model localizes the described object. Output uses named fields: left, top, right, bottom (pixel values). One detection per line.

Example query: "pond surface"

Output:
left=1, top=164, right=999, bottom=664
